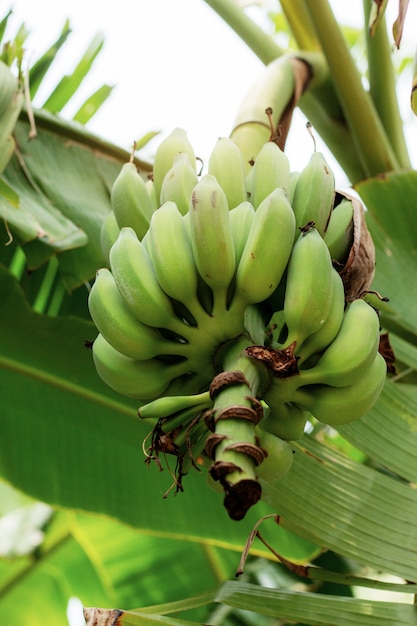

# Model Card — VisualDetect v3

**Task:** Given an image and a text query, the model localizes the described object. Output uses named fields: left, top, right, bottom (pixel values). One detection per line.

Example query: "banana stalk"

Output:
left=205, top=337, right=270, bottom=520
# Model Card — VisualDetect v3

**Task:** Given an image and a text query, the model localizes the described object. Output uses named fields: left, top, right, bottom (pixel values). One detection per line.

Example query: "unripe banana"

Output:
left=249, top=141, right=291, bottom=208
left=207, top=137, right=247, bottom=210
left=111, top=162, right=154, bottom=240
left=254, top=427, right=294, bottom=483
left=261, top=402, right=309, bottom=441
left=229, top=201, right=255, bottom=265
left=295, top=351, right=386, bottom=425
left=324, top=197, right=354, bottom=266
left=234, top=188, right=295, bottom=306
left=189, top=174, right=236, bottom=304
left=291, top=151, right=335, bottom=236
left=289, top=170, right=300, bottom=205
left=145, top=178, right=158, bottom=212
left=100, top=211, right=120, bottom=263
left=92, top=333, right=189, bottom=400
left=283, top=226, right=334, bottom=350
left=296, top=267, right=345, bottom=362
left=88, top=267, right=187, bottom=360
left=160, top=153, right=199, bottom=216
left=152, top=127, right=196, bottom=207
left=298, top=298, right=381, bottom=387
left=146, top=200, right=203, bottom=321
left=109, top=227, right=190, bottom=336
left=138, top=390, right=211, bottom=421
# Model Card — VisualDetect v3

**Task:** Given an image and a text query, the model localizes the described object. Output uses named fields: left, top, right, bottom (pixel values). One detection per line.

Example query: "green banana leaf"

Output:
left=84, top=579, right=417, bottom=625
left=355, top=170, right=417, bottom=341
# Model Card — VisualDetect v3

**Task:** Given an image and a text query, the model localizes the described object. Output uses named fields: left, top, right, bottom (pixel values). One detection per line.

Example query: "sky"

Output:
left=6, top=0, right=416, bottom=190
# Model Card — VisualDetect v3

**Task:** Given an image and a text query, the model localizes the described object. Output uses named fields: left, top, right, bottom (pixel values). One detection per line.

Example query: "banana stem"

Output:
left=206, top=336, right=270, bottom=520
left=202, top=0, right=285, bottom=64
left=304, top=0, right=400, bottom=177
left=202, top=0, right=367, bottom=182
left=363, top=0, right=411, bottom=169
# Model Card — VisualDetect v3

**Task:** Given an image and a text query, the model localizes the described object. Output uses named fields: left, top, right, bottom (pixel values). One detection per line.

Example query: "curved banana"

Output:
left=207, top=136, right=247, bottom=210
left=111, top=162, right=154, bottom=240
left=283, top=226, right=334, bottom=351
left=146, top=200, right=204, bottom=322
left=249, top=141, right=291, bottom=208
left=296, top=266, right=345, bottom=363
left=254, top=427, right=294, bottom=483
left=160, top=152, right=199, bottom=216
left=229, top=201, right=256, bottom=265
left=100, top=210, right=120, bottom=264
left=324, top=197, right=354, bottom=266
left=234, top=187, right=295, bottom=306
left=189, top=174, right=236, bottom=307
left=88, top=267, right=188, bottom=360
left=295, top=351, right=386, bottom=425
left=152, top=127, right=196, bottom=207
left=298, top=298, right=381, bottom=387
left=109, top=226, right=191, bottom=336
left=291, top=151, right=335, bottom=236
left=138, top=390, right=212, bottom=421
left=92, top=333, right=190, bottom=400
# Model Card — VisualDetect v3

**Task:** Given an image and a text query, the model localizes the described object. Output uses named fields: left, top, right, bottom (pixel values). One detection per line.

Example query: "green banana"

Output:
left=92, top=333, right=189, bottom=400
left=189, top=174, right=236, bottom=307
left=289, top=170, right=300, bottom=205
left=207, top=137, right=247, bottom=210
left=295, top=351, right=387, bottom=425
left=261, top=401, right=309, bottom=441
left=298, top=298, right=381, bottom=387
left=254, top=427, right=294, bottom=483
left=229, top=201, right=255, bottom=265
left=109, top=226, right=191, bottom=336
left=234, top=187, right=295, bottom=306
left=111, top=162, right=154, bottom=240
left=160, top=152, right=199, bottom=216
left=282, top=226, right=334, bottom=351
left=88, top=267, right=188, bottom=360
left=324, top=197, right=354, bottom=266
left=145, top=178, right=158, bottom=212
left=296, top=266, right=345, bottom=363
left=291, top=151, right=335, bottom=236
left=249, top=141, right=291, bottom=208
left=100, top=210, right=120, bottom=263
left=146, top=200, right=203, bottom=322
left=152, top=127, right=196, bottom=207
left=138, top=390, right=212, bottom=421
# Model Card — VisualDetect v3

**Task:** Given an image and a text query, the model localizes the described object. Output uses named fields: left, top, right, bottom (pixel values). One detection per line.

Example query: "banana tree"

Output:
left=1, top=2, right=417, bottom=625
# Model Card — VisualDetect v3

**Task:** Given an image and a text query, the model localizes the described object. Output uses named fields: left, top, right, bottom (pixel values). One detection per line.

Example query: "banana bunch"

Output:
left=88, top=128, right=388, bottom=520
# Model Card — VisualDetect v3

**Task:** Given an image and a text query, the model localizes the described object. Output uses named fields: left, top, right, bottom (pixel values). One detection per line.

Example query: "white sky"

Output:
left=6, top=0, right=417, bottom=188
